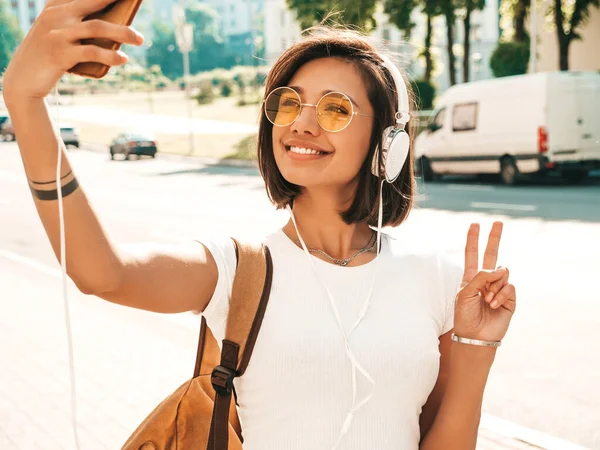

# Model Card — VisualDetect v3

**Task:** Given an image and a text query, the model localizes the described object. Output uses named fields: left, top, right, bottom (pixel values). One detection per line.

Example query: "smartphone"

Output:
left=67, top=0, right=144, bottom=79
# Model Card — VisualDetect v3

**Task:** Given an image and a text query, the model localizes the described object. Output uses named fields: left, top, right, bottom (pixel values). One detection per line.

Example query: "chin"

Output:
left=274, top=146, right=324, bottom=187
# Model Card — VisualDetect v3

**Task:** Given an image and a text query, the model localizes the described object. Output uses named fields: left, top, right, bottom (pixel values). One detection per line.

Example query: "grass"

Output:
left=63, top=89, right=262, bottom=160
left=223, top=135, right=258, bottom=160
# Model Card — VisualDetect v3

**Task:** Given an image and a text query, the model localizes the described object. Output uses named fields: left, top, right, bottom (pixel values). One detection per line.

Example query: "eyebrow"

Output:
left=287, top=85, right=361, bottom=109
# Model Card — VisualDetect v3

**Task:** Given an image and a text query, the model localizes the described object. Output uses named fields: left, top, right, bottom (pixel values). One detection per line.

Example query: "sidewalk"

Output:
left=0, top=255, right=583, bottom=450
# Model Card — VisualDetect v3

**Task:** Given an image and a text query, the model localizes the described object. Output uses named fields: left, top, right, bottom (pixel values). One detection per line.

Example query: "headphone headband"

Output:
left=378, top=54, right=410, bottom=127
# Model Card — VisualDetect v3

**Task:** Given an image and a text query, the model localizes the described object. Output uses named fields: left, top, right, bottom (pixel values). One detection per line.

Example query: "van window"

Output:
left=452, top=102, right=478, bottom=132
left=432, top=108, right=446, bottom=129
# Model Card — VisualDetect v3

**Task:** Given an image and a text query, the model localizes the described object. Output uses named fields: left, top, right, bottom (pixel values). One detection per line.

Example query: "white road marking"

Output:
left=480, top=413, right=591, bottom=450
left=448, top=184, right=496, bottom=192
left=470, top=202, right=538, bottom=212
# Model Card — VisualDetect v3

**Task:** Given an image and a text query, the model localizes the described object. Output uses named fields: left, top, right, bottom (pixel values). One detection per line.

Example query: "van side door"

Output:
left=576, top=74, right=600, bottom=158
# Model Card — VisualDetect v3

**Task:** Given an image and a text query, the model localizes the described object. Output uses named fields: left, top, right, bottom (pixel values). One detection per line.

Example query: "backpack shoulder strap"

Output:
left=207, top=238, right=273, bottom=450
left=224, top=238, right=273, bottom=374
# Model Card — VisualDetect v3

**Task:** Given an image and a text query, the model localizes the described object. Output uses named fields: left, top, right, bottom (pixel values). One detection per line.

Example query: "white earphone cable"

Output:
left=287, top=204, right=382, bottom=449
left=53, top=82, right=81, bottom=450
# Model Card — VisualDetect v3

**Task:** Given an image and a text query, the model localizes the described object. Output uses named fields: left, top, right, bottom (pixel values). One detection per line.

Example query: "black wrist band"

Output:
left=30, top=177, right=79, bottom=201
left=29, top=170, right=73, bottom=186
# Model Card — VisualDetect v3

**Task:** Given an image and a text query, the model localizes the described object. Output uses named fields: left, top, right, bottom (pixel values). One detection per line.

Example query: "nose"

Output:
left=291, top=103, right=321, bottom=136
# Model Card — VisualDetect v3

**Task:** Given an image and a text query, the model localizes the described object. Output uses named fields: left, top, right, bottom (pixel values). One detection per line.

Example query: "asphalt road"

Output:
left=1, top=141, right=599, bottom=448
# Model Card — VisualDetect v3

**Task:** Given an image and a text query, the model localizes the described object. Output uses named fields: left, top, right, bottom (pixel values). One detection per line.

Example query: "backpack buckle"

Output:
left=211, top=365, right=236, bottom=396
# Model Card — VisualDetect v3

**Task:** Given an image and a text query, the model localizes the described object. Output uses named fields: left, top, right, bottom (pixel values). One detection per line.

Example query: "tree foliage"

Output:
left=147, top=19, right=183, bottom=79
left=548, top=0, right=600, bottom=70
left=410, top=78, right=436, bottom=109
left=0, top=0, right=22, bottom=75
left=490, top=41, right=529, bottom=77
left=384, top=0, right=442, bottom=83
left=146, top=4, right=236, bottom=79
left=286, top=0, right=378, bottom=32
left=500, top=0, right=530, bottom=42
left=384, top=0, right=419, bottom=38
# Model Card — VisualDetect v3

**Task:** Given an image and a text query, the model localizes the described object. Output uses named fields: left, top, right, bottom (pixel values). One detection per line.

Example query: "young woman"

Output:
left=2, top=0, right=516, bottom=448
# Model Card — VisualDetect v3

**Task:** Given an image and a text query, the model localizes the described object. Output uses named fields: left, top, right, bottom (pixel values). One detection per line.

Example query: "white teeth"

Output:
left=289, top=146, right=325, bottom=155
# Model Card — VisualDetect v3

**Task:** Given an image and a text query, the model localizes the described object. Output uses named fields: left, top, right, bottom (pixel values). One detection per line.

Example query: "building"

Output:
left=263, top=0, right=502, bottom=94
left=7, top=0, right=44, bottom=33
left=201, top=0, right=265, bottom=66
left=532, top=0, right=600, bottom=72
left=264, top=0, right=302, bottom=64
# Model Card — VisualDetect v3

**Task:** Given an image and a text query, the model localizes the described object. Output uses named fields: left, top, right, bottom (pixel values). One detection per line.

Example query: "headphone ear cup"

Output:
left=383, top=127, right=410, bottom=183
left=375, top=127, right=410, bottom=183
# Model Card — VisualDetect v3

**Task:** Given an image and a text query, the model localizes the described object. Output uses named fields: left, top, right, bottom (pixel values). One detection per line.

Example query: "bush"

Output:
left=237, top=97, right=261, bottom=106
left=194, top=81, right=215, bottom=105
left=409, top=79, right=436, bottom=110
left=490, top=42, right=530, bottom=78
left=220, top=80, right=234, bottom=97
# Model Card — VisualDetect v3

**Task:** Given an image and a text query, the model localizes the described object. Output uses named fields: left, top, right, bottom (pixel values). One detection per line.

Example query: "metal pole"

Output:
left=530, top=0, right=537, bottom=73
left=183, top=49, right=194, bottom=155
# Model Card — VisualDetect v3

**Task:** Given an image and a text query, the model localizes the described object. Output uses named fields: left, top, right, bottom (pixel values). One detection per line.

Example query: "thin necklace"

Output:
left=284, top=230, right=377, bottom=266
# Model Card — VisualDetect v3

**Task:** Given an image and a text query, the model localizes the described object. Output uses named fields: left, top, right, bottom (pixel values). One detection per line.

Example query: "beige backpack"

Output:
left=122, top=239, right=273, bottom=450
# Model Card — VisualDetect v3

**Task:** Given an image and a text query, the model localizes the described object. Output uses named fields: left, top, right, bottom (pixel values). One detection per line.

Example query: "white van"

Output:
left=413, top=71, right=600, bottom=184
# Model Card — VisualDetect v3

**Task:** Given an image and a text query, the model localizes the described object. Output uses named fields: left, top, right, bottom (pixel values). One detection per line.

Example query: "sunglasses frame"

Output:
left=263, top=86, right=373, bottom=133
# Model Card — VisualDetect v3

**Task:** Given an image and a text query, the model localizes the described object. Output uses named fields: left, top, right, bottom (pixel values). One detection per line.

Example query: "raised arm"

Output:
left=2, top=0, right=219, bottom=314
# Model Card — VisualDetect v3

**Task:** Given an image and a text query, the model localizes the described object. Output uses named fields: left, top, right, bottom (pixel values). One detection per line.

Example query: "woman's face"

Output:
left=271, top=57, right=375, bottom=192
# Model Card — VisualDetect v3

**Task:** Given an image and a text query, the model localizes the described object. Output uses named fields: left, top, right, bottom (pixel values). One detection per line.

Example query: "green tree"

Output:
left=459, top=0, right=485, bottom=82
left=499, top=0, right=531, bottom=44
left=185, top=3, right=233, bottom=72
left=510, top=0, right=530, bottom=42
left=0, top=0, right=22, bottom=75
left=146, top=4, right=234, bottom=79
left=410, top=78, right=436, bottom=109
left=549, top=0, right=600, bottom=70
left=286, top=0, right=378, bottom=32
left=440, top=0, right=458, bottom=87
left=147, top=19, right=183, bottom=79
left=385, top=0, right=442, bottom=83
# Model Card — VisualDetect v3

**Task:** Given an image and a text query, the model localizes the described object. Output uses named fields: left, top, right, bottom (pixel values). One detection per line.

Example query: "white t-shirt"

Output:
left=201, top=229, right=463, bottom=450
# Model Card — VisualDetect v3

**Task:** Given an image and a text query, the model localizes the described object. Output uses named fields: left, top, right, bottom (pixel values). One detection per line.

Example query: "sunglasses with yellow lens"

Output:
left=263, top=86, right=372, bottom=133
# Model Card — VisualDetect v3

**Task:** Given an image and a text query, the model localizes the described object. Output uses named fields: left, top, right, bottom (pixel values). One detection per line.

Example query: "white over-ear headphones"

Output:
left=370, top=54, right=411, bottom=183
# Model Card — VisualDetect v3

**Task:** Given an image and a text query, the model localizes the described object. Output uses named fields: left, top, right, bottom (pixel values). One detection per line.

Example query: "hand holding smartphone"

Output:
left=68, top=0, right=144, bottom=79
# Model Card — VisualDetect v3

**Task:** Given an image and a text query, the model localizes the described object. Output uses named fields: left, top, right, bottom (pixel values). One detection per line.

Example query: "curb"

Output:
left=80, top=141, right=259, bottom=169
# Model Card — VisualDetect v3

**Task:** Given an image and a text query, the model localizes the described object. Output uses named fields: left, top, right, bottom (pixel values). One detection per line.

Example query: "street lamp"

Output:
left=173, top=4, right=194, bottom=155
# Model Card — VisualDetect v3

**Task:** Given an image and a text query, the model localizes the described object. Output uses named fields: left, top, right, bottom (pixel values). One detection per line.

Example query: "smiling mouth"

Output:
left=285, top=145, right=329, bottom=156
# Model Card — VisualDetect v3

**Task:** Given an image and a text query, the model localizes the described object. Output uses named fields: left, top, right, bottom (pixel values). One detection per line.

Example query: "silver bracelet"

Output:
left=451, top=333, right=502, bottom=348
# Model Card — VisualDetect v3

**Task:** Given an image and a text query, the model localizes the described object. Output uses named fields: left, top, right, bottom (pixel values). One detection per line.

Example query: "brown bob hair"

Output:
left=257, top=26, right=416, bottom=228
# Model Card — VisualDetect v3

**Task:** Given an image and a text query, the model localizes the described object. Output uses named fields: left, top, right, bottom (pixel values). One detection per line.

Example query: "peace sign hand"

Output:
left=453, top=222, right=516, bottom=343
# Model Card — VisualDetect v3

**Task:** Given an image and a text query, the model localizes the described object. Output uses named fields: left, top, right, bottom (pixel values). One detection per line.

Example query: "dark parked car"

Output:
left=0, top=114, right=15, bottom=141
left=109, top=132, right=157, bottom=160
left=59, top=125, right=80, bottom=148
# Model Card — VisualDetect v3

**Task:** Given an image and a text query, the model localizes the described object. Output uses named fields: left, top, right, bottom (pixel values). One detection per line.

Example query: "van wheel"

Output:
left=561, top=170, right=587, bottom=185
left=418, top=156, right=436, bottom=182
left=500, top=157, right=519, bottom=185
